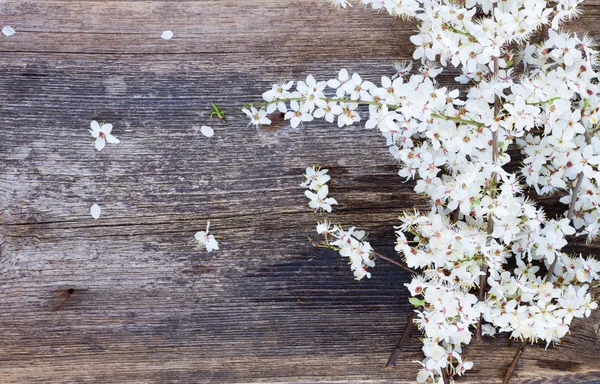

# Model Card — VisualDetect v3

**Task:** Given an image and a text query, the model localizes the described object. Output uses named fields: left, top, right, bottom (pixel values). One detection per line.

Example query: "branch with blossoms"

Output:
left=246, top=0, right=600, bottom=382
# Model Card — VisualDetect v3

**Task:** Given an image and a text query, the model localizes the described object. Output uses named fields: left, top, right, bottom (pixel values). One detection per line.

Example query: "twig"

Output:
left=544, top=172, right=583, bottom=281
left=502, top=344, right=525, bottom=384
left=385, top=311, right=415, bottom=369
left=373, top=251, right=417, bottom=274
left=452, top=208, right=460, bottom=223
left=441, top=367, right=450, bottom=384
left=431, top=113, right=486, bottom=127
left=477, top=55, right=500, bottom=341
left=309, top=236, right=417, bottom=274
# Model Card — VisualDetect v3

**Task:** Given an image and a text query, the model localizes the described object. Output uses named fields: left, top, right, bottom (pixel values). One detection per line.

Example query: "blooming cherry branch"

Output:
left=247, top=0, right=600, bottom=381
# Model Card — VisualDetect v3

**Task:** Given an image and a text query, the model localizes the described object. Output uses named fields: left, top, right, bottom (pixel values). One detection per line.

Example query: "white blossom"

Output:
left=305, top=187, right=338, bottom=213
left=194, top=221, right=219, bottom=252
left=90, top=120, right=119, bottom=151
left=243, top=107, right=271, bottom=127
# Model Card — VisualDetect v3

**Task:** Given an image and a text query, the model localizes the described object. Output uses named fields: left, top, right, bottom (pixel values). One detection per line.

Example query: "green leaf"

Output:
left=409, top=297, right=425, bottom=307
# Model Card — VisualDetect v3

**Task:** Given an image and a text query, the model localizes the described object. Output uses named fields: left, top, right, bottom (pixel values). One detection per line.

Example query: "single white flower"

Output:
left=2, top=26, right=16, bottom=37
left=90, top=204, right=101, bottom=220
left=90, top=120, right=120, bottom=151
left=194, top=221, right=219, bottom=252
left=305, top=187, right=338, bottom=213
left=327, top=68, right=351, bottom=98
left=285, top=100, right=314, bottom=128
left=200, top=125, right=214, bottom=138
left=161, top=30, right=173, bottom=40
left=262, top=81, right=294, bottom=113
left=243, top=107, right=271, bottom=127
left=313, top=101, right=343, bottom=123
left=337, top=102, right=360, bottom=127
left=393, top=60, right=413, bottom=78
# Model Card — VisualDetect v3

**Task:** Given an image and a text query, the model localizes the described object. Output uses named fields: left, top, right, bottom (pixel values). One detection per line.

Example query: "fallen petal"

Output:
left=2, top=26, right=16, bottom=37
left=90, top=204, right=101, bottom=220
left=161, top=30, right=173, bottom=40
left=200, top=125, right=214, bottom=137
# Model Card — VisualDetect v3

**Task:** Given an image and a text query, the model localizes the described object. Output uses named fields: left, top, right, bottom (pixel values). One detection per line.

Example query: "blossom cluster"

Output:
left=398, top=208, right=598, bottom=376
left=317, top=221, right=374, bottom=280
left=248, top=0, right=600, bottom=382
left=301, top=166, right=338, bottom=212
left=359, top=0, right=584, bottom=84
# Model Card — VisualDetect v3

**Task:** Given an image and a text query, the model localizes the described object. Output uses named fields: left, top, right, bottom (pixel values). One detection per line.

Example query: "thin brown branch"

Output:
left=385, top=311, right=415, bottom=369
left=477, top=55, right=500, bottom=341
left=544, top=172, right=583, bottom=281
left=502, top=344, right=525, bottom=384
left=441, top=367, right=450, bottom=384
left=373, top=251, right=417, bottom=274
left=452, top=208, right=460, bottom=223
left=309, top=235, right=417, bottom=274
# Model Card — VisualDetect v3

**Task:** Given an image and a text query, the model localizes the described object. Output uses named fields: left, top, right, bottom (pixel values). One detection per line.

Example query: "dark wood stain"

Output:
left=1, top=1, right=600, bottom=383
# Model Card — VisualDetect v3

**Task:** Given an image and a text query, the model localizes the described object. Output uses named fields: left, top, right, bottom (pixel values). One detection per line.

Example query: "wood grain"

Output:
left=1, top=1, right=600, bottom=383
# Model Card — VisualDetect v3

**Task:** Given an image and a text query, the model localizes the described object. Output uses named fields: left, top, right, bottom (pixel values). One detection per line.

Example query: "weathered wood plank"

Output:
left=1, top=1, right=600, bottom=383
left=0, top=0, right=411, bottom=57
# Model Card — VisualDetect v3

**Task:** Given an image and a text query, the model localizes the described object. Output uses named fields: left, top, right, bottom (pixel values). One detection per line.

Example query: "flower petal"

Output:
left=200, top=125, right=214, bottom=137
left=161, top=30, right=173, bottom=40
left=90, top=204, right=101, bottom=220
left=2, top=26, right=16, bottom=37
left=95, top=137, right=106, bottom=151
left=105, top=134, right=120, bottom=144
left=101, top=123, right=113, bottom=134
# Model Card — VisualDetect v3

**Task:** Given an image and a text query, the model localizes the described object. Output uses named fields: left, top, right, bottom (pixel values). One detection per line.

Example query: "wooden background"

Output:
left=1, top=1, right=600, bottom=382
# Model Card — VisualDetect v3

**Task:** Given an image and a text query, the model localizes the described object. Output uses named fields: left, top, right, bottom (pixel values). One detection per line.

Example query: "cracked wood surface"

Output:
left=1, top=1, right=600, bottom=383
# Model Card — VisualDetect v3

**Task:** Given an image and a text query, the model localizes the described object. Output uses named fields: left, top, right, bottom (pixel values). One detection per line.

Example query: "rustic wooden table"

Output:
left=1, top=1, right=600, bottom=383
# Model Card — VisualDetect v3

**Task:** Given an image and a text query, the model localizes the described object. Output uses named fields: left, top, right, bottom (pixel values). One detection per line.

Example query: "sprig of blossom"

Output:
left=316, top=221, right=374, bottom=280
left=301, top=166, right=338, bottom=212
